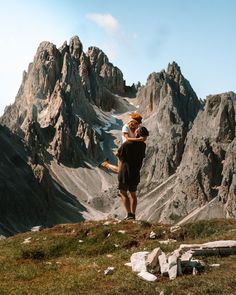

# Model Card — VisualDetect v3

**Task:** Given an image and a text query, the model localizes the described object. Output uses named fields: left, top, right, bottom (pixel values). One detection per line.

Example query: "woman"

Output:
left=121, top=113, right=143, bottom=142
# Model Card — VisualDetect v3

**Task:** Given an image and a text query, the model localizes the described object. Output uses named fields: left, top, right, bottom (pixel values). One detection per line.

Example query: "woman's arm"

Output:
left=127, top=136, right=146, bottom=142
left=123, top=132, right=146, bottom=142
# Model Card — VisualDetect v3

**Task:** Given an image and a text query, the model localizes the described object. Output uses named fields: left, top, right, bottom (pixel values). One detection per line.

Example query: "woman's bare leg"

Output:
left=100, top=160, right=119, bottom=173
left=99, top=158, right=122, bottom=174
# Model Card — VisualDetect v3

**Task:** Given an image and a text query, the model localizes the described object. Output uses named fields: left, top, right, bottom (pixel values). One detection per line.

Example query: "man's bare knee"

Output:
left=129, top=191, right=136, bottom=198
left=119, top=190, right=128, bottom=198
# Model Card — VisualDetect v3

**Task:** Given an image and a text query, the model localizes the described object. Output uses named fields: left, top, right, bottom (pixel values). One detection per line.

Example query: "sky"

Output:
left=0, top=0, right=236, bottom=115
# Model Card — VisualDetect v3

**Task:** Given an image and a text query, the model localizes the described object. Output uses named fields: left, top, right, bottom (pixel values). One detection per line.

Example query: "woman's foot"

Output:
left=98, top=158, right=109, bottom=168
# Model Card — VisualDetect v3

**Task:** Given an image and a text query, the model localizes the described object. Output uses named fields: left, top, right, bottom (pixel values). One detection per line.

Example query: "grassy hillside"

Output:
left=0, top=219, right=236, bottom=295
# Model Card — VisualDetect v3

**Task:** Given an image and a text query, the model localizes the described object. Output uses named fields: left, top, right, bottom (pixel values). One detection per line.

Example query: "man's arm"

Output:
left=127, top=136, right=147, bottom=142
left=117, top=142, right=128, bottom=160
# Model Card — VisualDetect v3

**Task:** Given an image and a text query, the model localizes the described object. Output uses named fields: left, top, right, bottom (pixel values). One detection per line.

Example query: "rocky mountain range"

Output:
left=0, top=36, right=235, bottom=236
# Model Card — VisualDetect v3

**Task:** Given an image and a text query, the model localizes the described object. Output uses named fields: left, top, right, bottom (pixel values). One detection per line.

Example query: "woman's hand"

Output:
left=127, top=136, right=145, bottom=142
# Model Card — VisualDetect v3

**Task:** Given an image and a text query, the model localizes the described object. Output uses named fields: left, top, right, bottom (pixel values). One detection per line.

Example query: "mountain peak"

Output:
left=167, top=61, right=181, bottom=76
left=69, top=35, right=83, bottom=59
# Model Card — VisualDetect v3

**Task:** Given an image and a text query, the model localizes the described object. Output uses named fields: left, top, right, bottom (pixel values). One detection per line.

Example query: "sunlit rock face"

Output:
left=137, top=62, right=203, bottom=192
left=1, top=34, right=236, bottom=234
left=138, top=92, right=236, bottom=224
left=0, top=36, right=130, bottom=236
left=0, top=36, right=128, bottom=166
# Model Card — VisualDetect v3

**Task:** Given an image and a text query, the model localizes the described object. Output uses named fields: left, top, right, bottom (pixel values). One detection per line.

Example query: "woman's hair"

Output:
left=128, top=119, right=139, bottom=129
left=130, top=113, right=142, bottom=124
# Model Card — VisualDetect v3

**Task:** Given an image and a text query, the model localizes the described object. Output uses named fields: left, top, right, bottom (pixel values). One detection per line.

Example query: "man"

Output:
left=99, top=119, right=142, bottom=173
left=117, top=126, right=149, bottom=220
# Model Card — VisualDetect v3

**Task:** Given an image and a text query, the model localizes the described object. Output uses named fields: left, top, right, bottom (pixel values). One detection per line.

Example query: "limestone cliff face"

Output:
left=0, top=36, right=127, bottom=166
left=0, top=35, right=131, bottom=236
left=138, top=62, right=203, bottom=192
left=0, top=125, right=85, bottom=236
left=87, top=46, right=124, bottom=95
left=218, top=139, right=236, bottom=217
left=1, top=35, right=236, bottom=233
left=143, top=92, right=236, bottom=224
left=177, top=92, right=235, bottom=204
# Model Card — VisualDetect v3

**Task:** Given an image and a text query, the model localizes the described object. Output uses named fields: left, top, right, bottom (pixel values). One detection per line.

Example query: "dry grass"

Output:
left=0, top=219, right=236, bottom=295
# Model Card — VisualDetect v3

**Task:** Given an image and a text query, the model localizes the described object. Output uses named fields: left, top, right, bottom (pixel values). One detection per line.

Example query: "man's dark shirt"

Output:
left=118, top=141, right=146, bottom=188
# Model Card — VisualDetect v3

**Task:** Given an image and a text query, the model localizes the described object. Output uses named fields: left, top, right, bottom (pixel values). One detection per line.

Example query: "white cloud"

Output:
left=86, top=13, right=120, bottom=35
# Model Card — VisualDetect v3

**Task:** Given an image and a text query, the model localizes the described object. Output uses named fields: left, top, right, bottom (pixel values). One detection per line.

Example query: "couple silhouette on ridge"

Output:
left=99, top=113, right=149, bottom=220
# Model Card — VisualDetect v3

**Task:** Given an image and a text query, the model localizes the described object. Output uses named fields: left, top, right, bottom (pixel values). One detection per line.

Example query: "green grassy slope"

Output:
left=0, top=219, right=236, bottom=295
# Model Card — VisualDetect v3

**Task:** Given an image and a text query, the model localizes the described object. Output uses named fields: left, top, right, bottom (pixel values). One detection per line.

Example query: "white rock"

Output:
left=202, top=240, right=236, bottom=248
left=159, top=239, right=177, bottom=245
left=106, top=254, right=113, bottom=258
left=31, top=226, right=42, bottom=232
left=209, top=264, right=220, bottom=267
left=168, top=254, right=177, bottom=279
left=170, top=225, right=181, bottom=233
left=22, top=237, right=32, bottom=244
left=104, top=267, right=115, bottom=275
left=168, top=250, right=182, bottom=280
left=149, top=231, right=157, bottom=239
left=130, top=251, right=149, bottom=272
left=192, top=267, right=198, bottom=275
left=146, top=247, right=161, bottom=273
left=0, top=235, right=6, bottom=240
left=137, top=271, right=158, bottom=282
left=180, top=240, right=236, bottom=256
left=180, top=251, right=193, bottom=262
left=118, top=230, right=126, bottom=234
left=179, top=244, right=202, bottom=251
left=104, top=221, right=112, bottom=225
left=158, top=252, right=169, bottom=275
left=124, top=262, right=132, bottom=267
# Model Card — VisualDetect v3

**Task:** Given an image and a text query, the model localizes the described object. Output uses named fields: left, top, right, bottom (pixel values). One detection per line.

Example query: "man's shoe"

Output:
left=123, top=213, right=135, bottom=220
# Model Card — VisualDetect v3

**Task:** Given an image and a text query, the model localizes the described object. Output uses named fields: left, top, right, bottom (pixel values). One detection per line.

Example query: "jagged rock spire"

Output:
left=0, top=36, right=128, bottom=166
left=137, top=62, right=203, bottom=192
left=69, top=36, right=83, bottom=60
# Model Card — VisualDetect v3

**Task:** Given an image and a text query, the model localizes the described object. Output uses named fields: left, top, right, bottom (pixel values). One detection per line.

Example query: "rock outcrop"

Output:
left=222, top=138, right=236, bottom=217
left=1, top=35, right=236, bottom=234
left=138, top=92, right=236, bottom=224
left=0, top=36, right=131, bottom=235
left=137, top=62, right=203, bottom=192
left=0, top=125, right=85, bottom=236
left=0, top=36, right=129, bottom=167
left=87, top=46, right=124, bottom=95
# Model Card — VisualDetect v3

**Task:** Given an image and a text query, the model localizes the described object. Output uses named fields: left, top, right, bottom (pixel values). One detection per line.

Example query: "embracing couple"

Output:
left=100, top=113, right=149, bottom=220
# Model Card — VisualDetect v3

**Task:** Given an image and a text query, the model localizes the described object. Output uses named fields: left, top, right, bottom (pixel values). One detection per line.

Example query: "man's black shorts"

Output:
left=118, top=182, right=137, bottom=192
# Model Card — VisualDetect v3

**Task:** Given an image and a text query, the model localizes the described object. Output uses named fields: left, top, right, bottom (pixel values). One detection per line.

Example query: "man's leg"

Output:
left=119, top=190, right=131, bottom=215
left=129, top=190, right=137, bottom=219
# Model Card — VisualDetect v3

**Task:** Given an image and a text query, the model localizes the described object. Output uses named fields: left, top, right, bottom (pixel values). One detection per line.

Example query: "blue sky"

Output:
left=0, top=0, right=236, bottom=114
